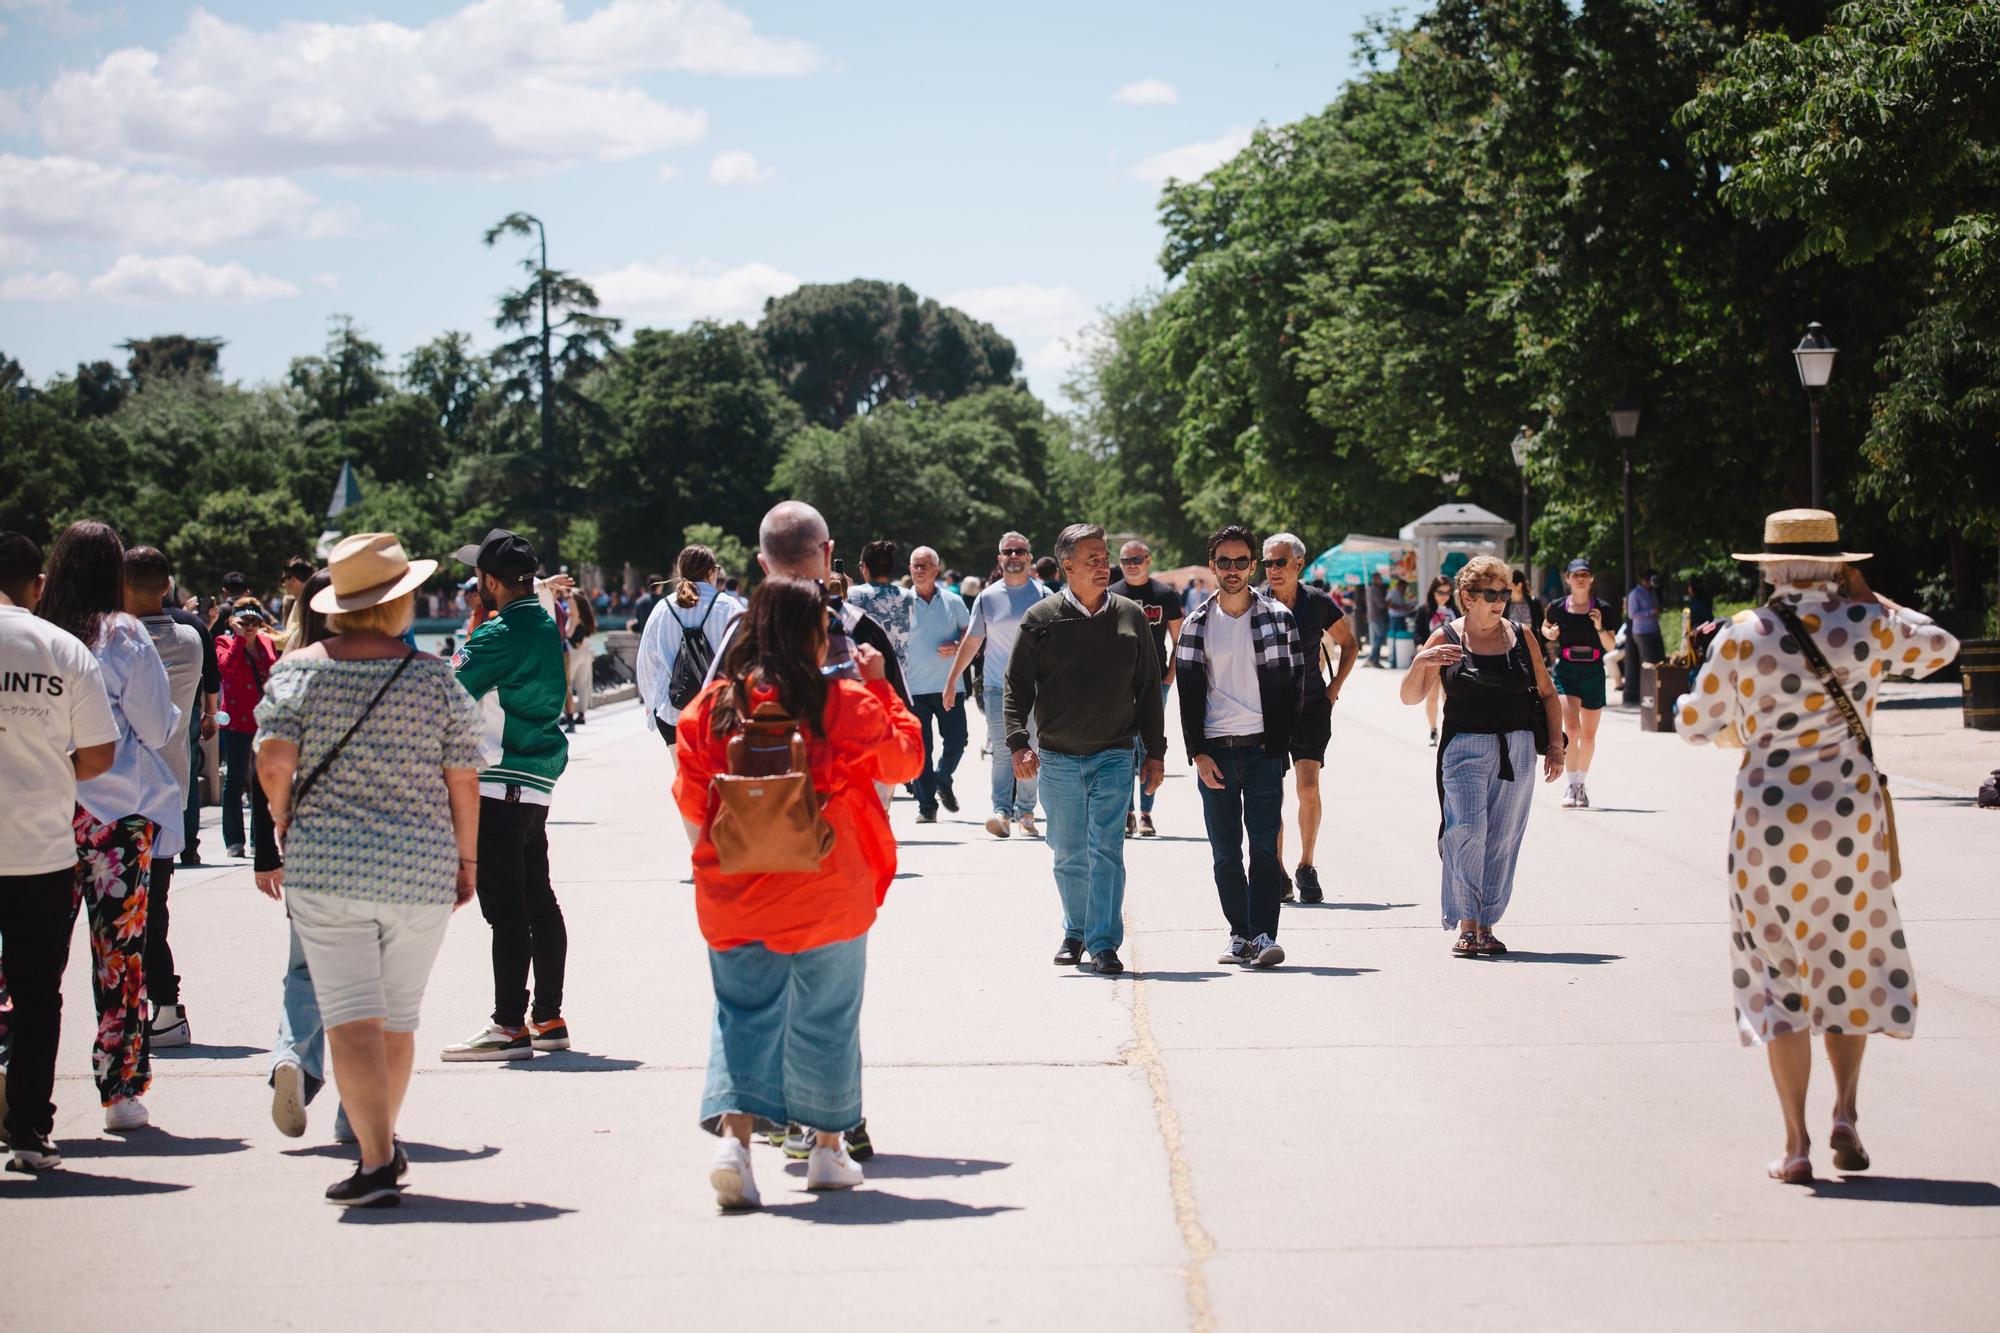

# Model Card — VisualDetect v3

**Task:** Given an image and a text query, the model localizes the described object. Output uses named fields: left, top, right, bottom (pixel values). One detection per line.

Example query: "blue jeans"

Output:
left=1198, top=746, right=1287, bottom=942
left=219, top=729, right=252, bottom=849
left=986, top=687, right=1038, bottom=818
left=1366, top=620, right=1389, bottom=667
left=1039, top=748, right=1136, bottom=955
left=909, top=692, right=968, bottom=817
left=272, top=924, right=351, bottom=1136
left=1129, top=683, right=1171, bottom=814
left=701, top=935, right=867, bottom=1136
left=1438, top=731, right=1535, bottom=929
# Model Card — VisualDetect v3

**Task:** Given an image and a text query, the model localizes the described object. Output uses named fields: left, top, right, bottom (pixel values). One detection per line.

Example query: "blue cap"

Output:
left=1565, top=557, right=1592, bottom=574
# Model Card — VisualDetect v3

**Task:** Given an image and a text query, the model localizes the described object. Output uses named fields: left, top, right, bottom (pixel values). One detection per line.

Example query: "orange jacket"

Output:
left=675, top=676, right=923, bottom=953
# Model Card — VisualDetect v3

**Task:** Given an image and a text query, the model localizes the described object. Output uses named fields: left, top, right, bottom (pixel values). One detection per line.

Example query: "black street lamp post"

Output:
left=1509, top=426, right=1534, bottom=572
left=1792, top=322, right=1838, bottom=508
left=1610, top=394, right=1641, bottom=706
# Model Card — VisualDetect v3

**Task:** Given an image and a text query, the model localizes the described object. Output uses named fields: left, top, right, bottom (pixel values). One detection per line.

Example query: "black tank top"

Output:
left=1547, top=597, right=1610, bottom=662
left=1440, top=623, right=1536, bottom=734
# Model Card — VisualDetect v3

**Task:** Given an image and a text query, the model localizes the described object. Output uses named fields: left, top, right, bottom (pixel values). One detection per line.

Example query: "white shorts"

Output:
left=287, top=889, right=452, bottom=1032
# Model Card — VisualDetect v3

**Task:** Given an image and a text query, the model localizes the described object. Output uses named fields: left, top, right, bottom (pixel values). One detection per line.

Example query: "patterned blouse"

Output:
left=254, top=655, right=486, bottom=905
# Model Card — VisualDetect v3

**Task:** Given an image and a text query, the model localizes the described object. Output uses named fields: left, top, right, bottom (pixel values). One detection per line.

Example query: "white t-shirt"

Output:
left=0, top=604, right=119, bottom=874
left=1202, top=603, right=1264, bottom=738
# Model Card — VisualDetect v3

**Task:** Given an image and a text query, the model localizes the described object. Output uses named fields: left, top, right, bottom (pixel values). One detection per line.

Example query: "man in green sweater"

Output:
left=441, top=529, right=572, bottom=1062
left=1004, top=523, right=1166, bottom=975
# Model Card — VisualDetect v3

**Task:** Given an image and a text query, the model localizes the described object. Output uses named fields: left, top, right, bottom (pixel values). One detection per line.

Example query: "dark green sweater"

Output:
left=1003, top=592, right=1166, bottom=760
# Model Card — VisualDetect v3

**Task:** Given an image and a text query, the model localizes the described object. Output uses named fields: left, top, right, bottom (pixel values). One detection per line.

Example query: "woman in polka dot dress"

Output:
left=1677, top=509, right=1958, bottom=1184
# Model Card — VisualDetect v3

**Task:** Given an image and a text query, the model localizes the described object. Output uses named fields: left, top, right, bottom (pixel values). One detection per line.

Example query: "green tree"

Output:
left=122, top=335, right=224, bottom=386
left=287, top=314, right=390, bottom=425
left=402, top=331, right=496, bottom=445
left=171, top=488, right=314, bottom=594
left=586, top=321, right=798, bottom=578
left=756, top=279, right=1018, bottom=428
left=682, top=522, right=753, bottom=584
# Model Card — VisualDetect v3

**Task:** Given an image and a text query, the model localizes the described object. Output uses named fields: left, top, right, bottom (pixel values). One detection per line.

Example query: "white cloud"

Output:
left=308, top=272, right=342, bottom=292
left=707, top=149, right=774, bottom=187
left=0, top=88, right=29, bottom=136
left=657, top=162, right=681, bottom=182
left=0, top=155, right=358, bottom=252
left=586, top=256, right=798, bottom=324
left=1113, top=78, right=1177, bottom=106
left=86, top=253, right=299, bottom=304
left=0, top=269, right=80, bottom=302
left=29, top=2, right=819, bottom=176
left=943, top=282, right=1095, bottom=393
left=1130, top=126, right=1253, bottom=184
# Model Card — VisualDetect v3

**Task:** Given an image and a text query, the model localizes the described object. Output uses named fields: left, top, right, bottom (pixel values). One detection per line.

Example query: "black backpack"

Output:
left=667, top=597, right=723, bottom=710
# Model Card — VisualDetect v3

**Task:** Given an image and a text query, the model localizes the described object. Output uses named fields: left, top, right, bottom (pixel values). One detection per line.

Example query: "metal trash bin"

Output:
left=1640, top=662, right=1690, bottom=733
left=1962, top=639, right=1999, bottom=731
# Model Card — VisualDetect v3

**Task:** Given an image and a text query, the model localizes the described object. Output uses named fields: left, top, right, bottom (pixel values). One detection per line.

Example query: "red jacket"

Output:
left=215, top=630, right=278, bottom=734
left=675, top=677, right=923, bottom=953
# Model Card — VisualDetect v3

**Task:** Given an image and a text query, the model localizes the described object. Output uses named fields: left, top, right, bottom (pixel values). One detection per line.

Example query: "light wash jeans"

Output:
left=1437, top=730, right=1536, bottom=929
left=272, top=924, right=350, bottom=1138
left=986, top=687, right=1038, bottom=818
left=1129, top=683, right=1171, bottom=815
left=1039, top=748, right=1136, bottom=955
left=700, top=935, right=867, bottom=1136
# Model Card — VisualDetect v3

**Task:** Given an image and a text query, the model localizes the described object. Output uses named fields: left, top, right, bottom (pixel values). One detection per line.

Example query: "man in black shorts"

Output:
left=1114, top=539, right=1181, bottom=837
left=1262, top=533, right=1357, bottom=903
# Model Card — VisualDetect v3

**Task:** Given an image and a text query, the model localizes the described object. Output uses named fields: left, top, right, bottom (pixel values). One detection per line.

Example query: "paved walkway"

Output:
left=10, top=665, right=1999, bottom=1330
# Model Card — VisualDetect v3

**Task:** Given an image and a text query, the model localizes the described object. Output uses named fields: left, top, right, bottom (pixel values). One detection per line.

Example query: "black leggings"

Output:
left=475, top=796, right=566, bottom=1028
left=146, top=855, right=179, bottom=1005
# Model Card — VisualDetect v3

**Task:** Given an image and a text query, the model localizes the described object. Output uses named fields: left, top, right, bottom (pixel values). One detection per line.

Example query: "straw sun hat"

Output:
left=309, top=532, right=438, bottom=613
left=1731, top=508, right=1872, bottom=564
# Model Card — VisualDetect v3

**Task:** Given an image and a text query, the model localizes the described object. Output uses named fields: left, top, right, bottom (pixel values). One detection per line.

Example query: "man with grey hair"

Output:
left=704, top=500, right=907, bottom=704
left=944, top=530, right=1049, bottom=837
left=1004, top=523, right=1165, bottom=975
left=1262, top=531, right=1357, bottom=904
left=904, top=543, right=970, bottom=823
left=1114, top=538, right=1181, bottom=837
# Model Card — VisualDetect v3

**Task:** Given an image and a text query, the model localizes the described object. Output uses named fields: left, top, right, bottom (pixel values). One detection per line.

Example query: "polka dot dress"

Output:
left=1676, top=586, right=1958, bottom=1046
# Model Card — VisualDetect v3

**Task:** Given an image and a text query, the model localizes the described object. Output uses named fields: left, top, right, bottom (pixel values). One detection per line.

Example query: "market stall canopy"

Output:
left=1305, top=539, right=1413, bottom=586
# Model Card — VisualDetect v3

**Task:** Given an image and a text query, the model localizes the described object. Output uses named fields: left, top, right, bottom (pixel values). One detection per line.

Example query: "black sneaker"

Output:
left=846, top=1120, right=875, bottom=1162
left=1092, top=948, right=1125, bottom=976
left=1279, top=869, right=1296, bottom=904
left=1052, top=937, right=1084, bottom=966
left=325, top=1160, right=401, bottom=1208
left=1296, top=865, right=1325, bottom=904
left=1125, top=810, right=1138, bottom=838
left=392, top=1141, right=409, bottom=1183
left=937, top=777, right=958, bottom=813
left=178, top=850, right=201, bottom=868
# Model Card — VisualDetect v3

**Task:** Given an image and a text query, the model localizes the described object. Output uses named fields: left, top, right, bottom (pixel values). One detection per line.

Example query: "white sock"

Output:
left=1569, top=770, right=1587, bottom=788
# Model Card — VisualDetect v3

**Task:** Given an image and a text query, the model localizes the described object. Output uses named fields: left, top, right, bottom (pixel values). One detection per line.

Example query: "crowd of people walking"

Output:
left=0, top=497, right=1962, bottom=1206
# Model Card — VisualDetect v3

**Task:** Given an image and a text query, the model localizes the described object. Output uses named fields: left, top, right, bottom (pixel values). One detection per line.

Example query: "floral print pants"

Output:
left=72, top=806, right=154, bottom=1105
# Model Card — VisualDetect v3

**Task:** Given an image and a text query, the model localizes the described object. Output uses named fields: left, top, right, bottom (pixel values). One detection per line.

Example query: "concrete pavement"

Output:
left=8, top=662, right=1999, bottom=1331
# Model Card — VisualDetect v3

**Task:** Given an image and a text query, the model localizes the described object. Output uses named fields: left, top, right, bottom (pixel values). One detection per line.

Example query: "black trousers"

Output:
left=0, top=867, right=79, bottom=1142
left=476, top=795, right=565, bottom=1028
left=145, top=855, right=180, bottom=1005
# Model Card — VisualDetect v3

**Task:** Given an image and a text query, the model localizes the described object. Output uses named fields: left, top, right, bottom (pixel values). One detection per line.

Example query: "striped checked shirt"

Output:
left=1174, top=588, right=1307, bottom=763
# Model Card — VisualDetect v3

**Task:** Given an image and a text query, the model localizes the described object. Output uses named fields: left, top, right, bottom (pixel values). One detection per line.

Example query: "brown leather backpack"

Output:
left=708, top=698, right=837, bottom=874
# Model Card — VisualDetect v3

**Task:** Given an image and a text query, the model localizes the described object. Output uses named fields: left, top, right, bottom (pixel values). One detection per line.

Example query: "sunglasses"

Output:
left=1262, top=557, right=1294, bottom=569
left=1118, top=557, right=1148, bottom=566
left=1464, top=588, right=1509, bottom=604
left=1212, top=556, right=1254, bottom=571
left=1000, top=548, right=1030, bottom=557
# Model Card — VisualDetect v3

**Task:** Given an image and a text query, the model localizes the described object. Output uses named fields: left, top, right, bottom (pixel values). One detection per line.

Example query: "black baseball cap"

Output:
left=454, top=528, right=538, bottom=581
left=1565, top=557, right=1592, bottom=574
left=221, top=571, right=250, bottom=591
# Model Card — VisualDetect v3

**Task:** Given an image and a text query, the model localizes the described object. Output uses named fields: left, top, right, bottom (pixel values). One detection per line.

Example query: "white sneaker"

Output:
left=148, top=1003, right=191, bottom=1048
left=1576, top=782, right=1591, bottom=809
left=105, top=1096, right=150, bottom=1131
left=806, top=1143, right=864, bottom=1191
left=271, top=1061, right=308, bottom=1138
left=1016, top=814, right=1041, bottom=839
left=710, top=1137, right=761, bottom=1210
left=1561, top=785, right=1581, bottom=809
left=1217, top=935, right=1251, bottom=965
left=1245, top=934, right=1286, bottom=969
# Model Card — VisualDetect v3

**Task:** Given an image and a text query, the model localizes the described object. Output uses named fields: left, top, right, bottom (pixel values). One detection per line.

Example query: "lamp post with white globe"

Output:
left=1792, top=322, right=1838, bottom=507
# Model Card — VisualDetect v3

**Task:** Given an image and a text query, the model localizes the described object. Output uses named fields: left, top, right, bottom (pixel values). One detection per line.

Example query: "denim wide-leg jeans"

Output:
left=701, top=934, right=867, bottom=1136
left=985, top=687, right=1038, bottom=818
left=1039, top=747, right=1137, bottom=956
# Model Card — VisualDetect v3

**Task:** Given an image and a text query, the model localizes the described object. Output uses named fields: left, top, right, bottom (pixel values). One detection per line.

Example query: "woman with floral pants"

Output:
left=73, top=807, right=155, bottom=1111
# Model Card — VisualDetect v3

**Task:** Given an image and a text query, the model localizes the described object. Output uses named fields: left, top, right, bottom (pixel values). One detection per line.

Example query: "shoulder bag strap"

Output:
left=291, top=648, right=418, bottom=814
left=1768, top=602, right=1874, bottom=763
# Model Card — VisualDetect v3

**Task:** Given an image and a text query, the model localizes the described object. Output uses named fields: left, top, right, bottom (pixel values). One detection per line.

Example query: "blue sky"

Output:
left=0, top=0, right=1379, bottom=402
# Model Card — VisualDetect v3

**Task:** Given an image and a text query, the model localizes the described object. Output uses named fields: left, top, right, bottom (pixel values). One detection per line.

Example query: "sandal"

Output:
left=1767, top=1151, right=1813, bottom=1184
left=1453, top=930, right=1481, bottom=957
left=1830, top=1118, right=1870, bottom=1172
left=1477, top=931, right=1508, bottom=956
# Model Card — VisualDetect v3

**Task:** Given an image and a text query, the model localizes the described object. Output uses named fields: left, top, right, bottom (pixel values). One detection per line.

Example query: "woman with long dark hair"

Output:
left=673, top=576, right=922, bottom=1210
left=37, top=519, right=182, bottom=1131
left=1418, top=575, right=1458, bottom=745
left=561, top=590, right=598, bottom=731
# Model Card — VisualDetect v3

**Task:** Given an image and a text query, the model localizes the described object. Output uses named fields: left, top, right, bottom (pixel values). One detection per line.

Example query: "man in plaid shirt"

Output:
left=1175, top=525, right=1307, bottom=968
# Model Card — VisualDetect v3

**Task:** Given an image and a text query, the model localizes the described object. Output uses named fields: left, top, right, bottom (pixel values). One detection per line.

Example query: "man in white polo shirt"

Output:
left=0, top=531, right=119, bottom=1170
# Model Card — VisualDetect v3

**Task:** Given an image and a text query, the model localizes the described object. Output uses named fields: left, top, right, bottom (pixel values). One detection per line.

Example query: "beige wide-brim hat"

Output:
left=310, top=532, right=438, bottom=613
left=1731, top=508, right=1872, bottom=563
